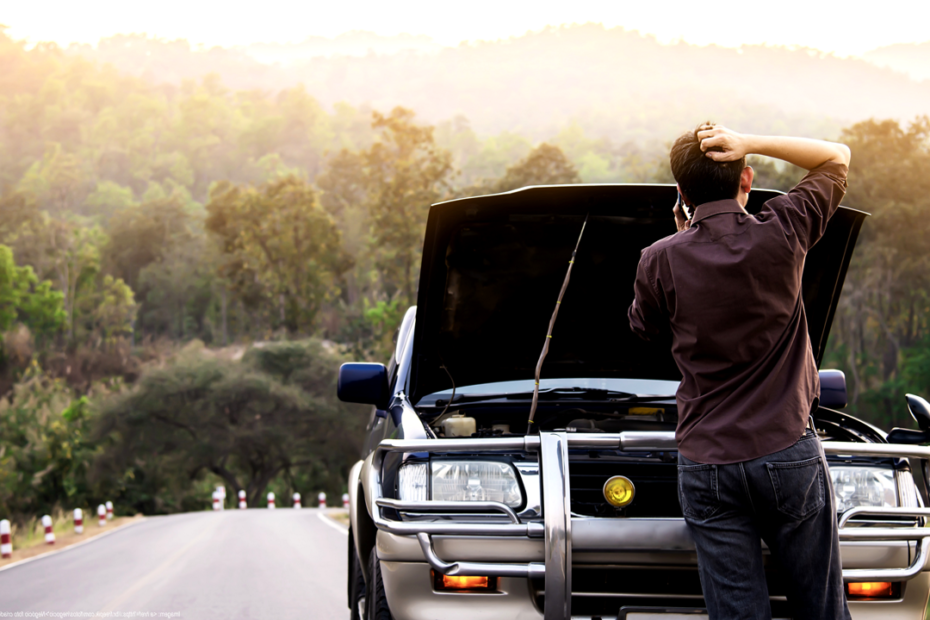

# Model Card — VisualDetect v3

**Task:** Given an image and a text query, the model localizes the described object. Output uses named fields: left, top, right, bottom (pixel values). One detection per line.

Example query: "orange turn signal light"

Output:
left=432, top=570, right=497, bottom=591
left=846, top=581, right=895, bottom=598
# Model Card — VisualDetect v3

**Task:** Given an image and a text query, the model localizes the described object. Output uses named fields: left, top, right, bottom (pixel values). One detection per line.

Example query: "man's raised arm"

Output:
left=696, top=125, right=850, bottom=170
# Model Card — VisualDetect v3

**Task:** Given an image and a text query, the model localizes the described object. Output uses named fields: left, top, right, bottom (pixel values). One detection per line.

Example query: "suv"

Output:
left=339, top=184, right=930, bottom=620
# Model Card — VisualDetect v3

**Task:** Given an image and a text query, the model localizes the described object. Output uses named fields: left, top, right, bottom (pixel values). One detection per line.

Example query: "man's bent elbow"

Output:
left=835, top=143, right=851, bottom=167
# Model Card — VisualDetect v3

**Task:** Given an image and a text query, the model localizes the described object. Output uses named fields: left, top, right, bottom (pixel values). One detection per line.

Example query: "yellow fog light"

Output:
left=603, top=475, right=636, bottom=507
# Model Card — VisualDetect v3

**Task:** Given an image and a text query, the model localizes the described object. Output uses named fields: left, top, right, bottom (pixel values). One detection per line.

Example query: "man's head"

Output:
left=670, top=123, right=748, bottom=208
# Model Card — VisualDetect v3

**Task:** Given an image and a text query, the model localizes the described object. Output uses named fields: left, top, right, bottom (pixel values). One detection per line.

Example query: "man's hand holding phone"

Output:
left=674, top=191, right=691, bottom=232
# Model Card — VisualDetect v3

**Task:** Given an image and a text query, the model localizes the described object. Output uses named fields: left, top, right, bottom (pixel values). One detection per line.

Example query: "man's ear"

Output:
left=740, top=166, right=754, bottom=194
left=676, top=184, right=692, bottom=206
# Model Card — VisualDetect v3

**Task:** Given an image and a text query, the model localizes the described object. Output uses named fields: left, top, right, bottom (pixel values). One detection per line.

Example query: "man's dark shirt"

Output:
left=628, top=161, right=848, bottom=464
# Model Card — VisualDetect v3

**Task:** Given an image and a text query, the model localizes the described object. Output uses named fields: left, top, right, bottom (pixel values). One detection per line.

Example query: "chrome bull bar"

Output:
left=368, top=431, right=930, bottom=619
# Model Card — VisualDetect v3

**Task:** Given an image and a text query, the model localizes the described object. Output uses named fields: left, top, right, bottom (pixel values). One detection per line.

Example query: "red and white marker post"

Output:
left=342, top=493, right=350, bottom=509
left=267, top=492, right=275, bottom=509
left=97, top=504, right=106, bottom=527
left=293, top=492, right=301, bottom=509
left=317, top=492, right=326, bottom=509
left=42, top=515, right=55, bottom=545
left=238, top=490, right=247, bottom=509
left=74, top=508, right=83, bottom=534
left=105, top=501, right=113, bottom=520
left=1, top=519, right=12, bottom=558
left=212, top=491, right=221, bottom=511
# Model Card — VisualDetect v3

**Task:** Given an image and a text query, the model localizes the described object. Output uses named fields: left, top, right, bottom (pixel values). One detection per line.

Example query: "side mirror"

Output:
left=337, top=363, right=389, bottom=408
left=819, top=370, right=847, bottom=409
left=886, top=394, right=930, bottom=444
left=907, top=394, right=930, bottom=431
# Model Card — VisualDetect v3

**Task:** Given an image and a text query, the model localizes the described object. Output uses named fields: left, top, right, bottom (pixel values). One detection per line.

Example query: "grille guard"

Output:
left=367, top=431, right=930, bottom=619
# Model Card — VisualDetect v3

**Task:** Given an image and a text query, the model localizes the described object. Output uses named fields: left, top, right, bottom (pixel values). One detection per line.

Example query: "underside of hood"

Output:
left=409, top=185, right=867, bottom=405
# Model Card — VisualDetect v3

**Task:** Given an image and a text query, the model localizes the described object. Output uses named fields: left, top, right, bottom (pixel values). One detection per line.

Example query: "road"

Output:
left=0, top=508, right=349, bottom=619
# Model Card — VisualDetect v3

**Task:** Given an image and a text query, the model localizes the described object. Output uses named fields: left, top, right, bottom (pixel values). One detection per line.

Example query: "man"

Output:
left=628, top=124, right=852, bottom=620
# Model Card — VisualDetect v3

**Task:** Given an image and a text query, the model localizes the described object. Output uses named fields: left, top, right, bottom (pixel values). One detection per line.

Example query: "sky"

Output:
left=3, top=0, right=929, bottom=57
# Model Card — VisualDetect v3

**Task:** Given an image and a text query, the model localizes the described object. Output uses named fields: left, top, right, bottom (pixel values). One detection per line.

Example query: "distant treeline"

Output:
left=62, top=24, right=930, bottom=142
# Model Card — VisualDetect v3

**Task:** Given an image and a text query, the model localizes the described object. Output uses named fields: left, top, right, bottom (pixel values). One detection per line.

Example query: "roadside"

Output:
left=326, top=509, right=349, bottom=528
left=0, top=514, right=144, bottom=569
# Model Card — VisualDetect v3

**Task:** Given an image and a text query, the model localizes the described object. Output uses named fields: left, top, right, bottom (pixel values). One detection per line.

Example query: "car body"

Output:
left=340, top=184, right=930, bottom=620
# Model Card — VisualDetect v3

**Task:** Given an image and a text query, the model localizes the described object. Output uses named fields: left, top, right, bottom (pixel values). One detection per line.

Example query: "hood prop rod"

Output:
left=526, top=213, right=590, bottom=434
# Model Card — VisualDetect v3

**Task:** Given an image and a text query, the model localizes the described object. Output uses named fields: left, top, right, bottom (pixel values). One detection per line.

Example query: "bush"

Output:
left=92, top=339, right=367, bottom=514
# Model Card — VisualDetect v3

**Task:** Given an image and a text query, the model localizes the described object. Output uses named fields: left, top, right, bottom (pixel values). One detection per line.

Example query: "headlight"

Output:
left=397, top=460, right=429, bottom=501
left=829, top=466, right=897, bottom=513
left=398, top=461, right=523, bottom=508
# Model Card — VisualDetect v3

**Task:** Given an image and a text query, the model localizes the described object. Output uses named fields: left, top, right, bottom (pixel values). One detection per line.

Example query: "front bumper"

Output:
left=366, top=431, right=930, bottom=619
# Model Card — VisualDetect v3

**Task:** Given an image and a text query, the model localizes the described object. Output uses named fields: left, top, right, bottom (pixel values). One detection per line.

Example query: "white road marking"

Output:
left=317, top=511, right=349, bottom=535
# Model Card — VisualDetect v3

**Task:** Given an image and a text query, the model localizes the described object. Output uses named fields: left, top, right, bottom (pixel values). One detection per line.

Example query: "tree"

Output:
left=0, top=244, right=66, bottom=342
left=823, top=117, right=930, bottom=426
left=494, top=142, right=581, bottom=192
left=459, top=142, right=581, bottom=197
left=16, top=143, right=88, bottom=215
left=92, top=275, right=137, bottom=345
left=206, top=176, right=351, bottom=334
left=83, top=181, right=136, bottom=220
left=92, top=340, right=365, bottom=512
left=0, top=370, right=95, bottom=525
left=317, top=107, right=453, bottom=307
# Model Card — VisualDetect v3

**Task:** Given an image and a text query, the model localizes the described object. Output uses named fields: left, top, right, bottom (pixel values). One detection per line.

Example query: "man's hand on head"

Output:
left=697, top=125, right=851, bottom=169
left=697, top=125, right=750, bottom=162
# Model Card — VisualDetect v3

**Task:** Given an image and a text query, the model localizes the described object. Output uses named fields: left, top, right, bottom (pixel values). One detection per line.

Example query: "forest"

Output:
left=0, top=25, right=928, bottom=529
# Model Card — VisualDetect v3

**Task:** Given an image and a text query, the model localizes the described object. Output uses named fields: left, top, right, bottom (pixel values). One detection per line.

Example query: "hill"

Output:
left=65, top=24, right=930, bottom=144
left=864, top=41, right=930, bottom=82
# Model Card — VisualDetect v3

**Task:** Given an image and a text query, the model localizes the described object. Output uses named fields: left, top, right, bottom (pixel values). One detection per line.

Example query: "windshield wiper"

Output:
left=536, top=387, right=635, bottom=400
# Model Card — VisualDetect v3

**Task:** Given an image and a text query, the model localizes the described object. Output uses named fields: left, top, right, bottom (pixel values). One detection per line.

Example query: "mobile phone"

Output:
left=677, top=191, right=692, bottom=221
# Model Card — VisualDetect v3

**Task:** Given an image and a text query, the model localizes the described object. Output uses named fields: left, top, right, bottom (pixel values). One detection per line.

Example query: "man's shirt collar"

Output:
left=691, top=199, right=746, bottom=224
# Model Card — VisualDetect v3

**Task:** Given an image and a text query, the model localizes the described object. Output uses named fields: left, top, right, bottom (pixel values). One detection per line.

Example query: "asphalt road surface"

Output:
left=0, top=508, right=349, bottom=619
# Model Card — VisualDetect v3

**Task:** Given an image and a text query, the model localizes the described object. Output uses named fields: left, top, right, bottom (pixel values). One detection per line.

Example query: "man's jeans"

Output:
left=678, top=430, right=851, bottom=620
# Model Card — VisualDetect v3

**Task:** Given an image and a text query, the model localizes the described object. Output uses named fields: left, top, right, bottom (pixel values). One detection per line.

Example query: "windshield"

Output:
left=416, top=377, right=680, bottom=407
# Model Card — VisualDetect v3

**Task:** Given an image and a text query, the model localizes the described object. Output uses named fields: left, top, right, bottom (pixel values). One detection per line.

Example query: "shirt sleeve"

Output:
left=759, top=161, right=848, bottom=254
left=628, top=248, right=667, bottom=341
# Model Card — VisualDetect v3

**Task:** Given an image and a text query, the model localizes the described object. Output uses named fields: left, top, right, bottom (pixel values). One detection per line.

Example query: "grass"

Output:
left=327, top=509, right=349, bottom=527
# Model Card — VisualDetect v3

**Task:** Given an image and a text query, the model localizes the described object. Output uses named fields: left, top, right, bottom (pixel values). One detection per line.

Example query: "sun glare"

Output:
left=4, top=0, right=929, bottom=55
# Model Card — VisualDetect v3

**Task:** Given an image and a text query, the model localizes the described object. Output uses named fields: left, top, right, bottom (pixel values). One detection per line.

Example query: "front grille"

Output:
left=569, top=457, right=681, bottom=518
left=532, top=566, right=794, bottom=617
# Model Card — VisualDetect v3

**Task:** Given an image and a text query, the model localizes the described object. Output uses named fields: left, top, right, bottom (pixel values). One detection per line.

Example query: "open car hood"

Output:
left=409, top=185, right=868, bottom=405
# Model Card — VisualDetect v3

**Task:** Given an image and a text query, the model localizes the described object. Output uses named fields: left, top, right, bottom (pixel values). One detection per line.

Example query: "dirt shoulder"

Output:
left=0, top=515, right=145, bottom=569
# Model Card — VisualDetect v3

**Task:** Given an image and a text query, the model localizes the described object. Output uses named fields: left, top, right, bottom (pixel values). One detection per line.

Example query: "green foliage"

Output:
left=206, top=176, right=351, bottom=334
left=0, top=246, right=23, bottom=332
left=318, top=108, right=453, bottom=307
left=0, top=370, right=100, bottom=525
left=494, top=142, right=581, bottom=192
left=92, top=275, right=137, bottom=343
left=0, top=244, right=66, bottom=341
left=747, top=156, right=805, bottom=193
left=93, top=340, right=366, bottom=512
left=84, top=181, right=136, bottom=220
left=823, top=117, right=930, bottom=428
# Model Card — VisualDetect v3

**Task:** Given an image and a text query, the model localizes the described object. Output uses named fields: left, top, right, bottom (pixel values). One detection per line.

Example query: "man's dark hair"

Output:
left=670, top=123, right=746, bottom=207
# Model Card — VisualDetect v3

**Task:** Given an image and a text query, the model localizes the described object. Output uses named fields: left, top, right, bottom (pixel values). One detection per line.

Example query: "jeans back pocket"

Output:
left=678, top=463, right=720, bottom=521
left=766, top=456, right=825, bottom=520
